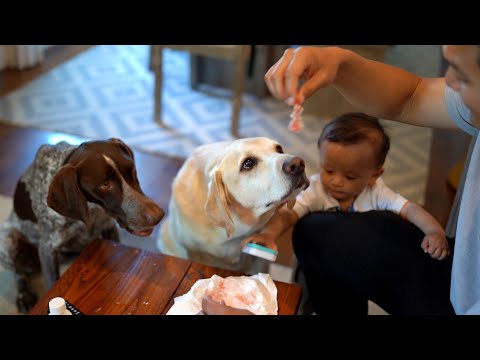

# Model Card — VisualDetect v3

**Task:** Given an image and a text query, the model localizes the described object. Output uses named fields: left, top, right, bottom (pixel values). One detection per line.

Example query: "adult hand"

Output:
left=201, top=296, right=254, bottom=315
left=264, top=46, right=345, bottom=106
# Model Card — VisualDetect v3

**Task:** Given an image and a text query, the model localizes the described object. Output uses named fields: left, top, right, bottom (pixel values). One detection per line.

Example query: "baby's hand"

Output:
left=421, top=233, right=450, bottom=260
left=242, top=233, right=278, bottom=252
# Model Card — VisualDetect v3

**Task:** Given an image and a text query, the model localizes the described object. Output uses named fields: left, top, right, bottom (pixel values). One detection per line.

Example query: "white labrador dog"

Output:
left=156, top=137, right=309, bottom=272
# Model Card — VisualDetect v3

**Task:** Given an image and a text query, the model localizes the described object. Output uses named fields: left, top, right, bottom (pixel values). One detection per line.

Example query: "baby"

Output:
left=245, top=112, right=450, bottom=260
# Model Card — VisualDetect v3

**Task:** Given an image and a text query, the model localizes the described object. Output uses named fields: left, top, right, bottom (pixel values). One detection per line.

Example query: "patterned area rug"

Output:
left=0, top=45, right=440, bottom=203
left=0, top=45, right=440, bottom=314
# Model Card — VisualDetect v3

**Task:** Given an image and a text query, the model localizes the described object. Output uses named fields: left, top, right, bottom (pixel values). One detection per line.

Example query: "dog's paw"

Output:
left=16, top=291, right=38, bottom=313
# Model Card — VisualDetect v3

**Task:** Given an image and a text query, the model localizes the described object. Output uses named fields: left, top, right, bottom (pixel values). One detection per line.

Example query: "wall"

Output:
left=0, top=45, right=53, bottom=71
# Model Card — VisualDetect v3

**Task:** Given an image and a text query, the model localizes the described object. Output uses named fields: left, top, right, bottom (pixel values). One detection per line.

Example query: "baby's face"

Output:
left=318, top=141, right=381, bottom=204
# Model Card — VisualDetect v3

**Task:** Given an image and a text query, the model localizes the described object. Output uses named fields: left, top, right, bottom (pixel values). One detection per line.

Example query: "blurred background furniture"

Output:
left=149, top=45, right=251, bottom=137
left=190, top=45, right=289, bottom=98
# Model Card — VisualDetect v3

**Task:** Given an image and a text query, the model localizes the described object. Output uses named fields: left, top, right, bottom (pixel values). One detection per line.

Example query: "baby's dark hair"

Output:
left=317, top=112, right=390, bottom=168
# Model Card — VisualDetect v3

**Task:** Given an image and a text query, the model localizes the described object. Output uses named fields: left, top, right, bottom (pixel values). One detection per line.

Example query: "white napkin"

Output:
left=167, top=273, right=278, bottom=315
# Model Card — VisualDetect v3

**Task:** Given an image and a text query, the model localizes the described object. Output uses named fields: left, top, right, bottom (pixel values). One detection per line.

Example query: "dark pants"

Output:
left=292, top=210, right=455, bottom=315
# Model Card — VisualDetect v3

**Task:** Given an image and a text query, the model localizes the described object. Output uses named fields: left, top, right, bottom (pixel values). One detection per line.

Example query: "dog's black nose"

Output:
left=282, top=156, right=305, bottom=176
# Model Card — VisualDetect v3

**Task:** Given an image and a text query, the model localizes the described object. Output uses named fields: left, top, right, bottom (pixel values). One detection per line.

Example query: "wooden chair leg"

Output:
left=150, top=45, right=251, bottom=134
left=189, top=55, right=200, bottom=91
left=231, top=55, right=247, bottom=138
left=153, top=65, right=163, bottom=126
left=149, top=45, right=165, bottom=127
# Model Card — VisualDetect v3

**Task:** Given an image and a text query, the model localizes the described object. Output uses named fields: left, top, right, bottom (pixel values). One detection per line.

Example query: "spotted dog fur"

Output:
left=0, top=139, right=164, bottom=312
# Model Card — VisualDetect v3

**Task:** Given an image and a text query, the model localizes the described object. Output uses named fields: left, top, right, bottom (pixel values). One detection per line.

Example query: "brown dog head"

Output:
left=47, top=138, right=164, bottom=236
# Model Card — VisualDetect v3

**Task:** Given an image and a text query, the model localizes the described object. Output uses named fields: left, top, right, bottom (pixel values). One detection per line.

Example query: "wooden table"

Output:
left=28, top=239, right=302, bottom=315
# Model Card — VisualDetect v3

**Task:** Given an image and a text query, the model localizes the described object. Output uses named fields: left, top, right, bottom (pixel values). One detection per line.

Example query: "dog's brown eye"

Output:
left=241, top=158, right=256, bottom=171
left=276, top=145, right=283, bottom=153
left=101, top=180, right=110, bottom=189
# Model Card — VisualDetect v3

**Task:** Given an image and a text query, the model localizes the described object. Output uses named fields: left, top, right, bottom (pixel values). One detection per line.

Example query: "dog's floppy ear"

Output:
left=47, top=164, right=91, bottom=226
left=205, top=169, right=234, bottom=238
left=109, top=138, right=134, bottom=160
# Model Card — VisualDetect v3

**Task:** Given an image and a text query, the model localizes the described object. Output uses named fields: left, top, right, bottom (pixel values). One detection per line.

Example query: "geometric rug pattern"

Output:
left=0, top=45, right=437, bottom=204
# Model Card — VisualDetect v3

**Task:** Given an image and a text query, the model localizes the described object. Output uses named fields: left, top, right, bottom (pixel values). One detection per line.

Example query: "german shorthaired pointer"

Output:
left=0, top=138, right=164, bottom=312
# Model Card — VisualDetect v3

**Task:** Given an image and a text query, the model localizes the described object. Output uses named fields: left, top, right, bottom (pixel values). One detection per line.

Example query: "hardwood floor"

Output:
left=0, top=45, right=93, bottom=97
left=0, top=121, right=183, bottom=211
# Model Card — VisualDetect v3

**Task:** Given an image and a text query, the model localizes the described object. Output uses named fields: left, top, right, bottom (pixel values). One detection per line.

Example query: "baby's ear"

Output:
left=369, top=167, right=384, bottom=187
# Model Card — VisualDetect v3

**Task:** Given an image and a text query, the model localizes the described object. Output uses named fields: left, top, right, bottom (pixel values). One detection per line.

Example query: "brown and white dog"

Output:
left=0, top=138, right=164, bottom=312
left=156, top=137, right=309, bottom=273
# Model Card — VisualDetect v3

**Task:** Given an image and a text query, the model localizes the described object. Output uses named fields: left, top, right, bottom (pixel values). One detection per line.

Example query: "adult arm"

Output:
left=265, top=46, right=456, bottom=129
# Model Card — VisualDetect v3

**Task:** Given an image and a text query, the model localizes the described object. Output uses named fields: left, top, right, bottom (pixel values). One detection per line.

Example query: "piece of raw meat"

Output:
left=288, top=104, right=304, bottom=132
left=205, top=277, right=264, bottom=310
left=166, top=273, right=278, bottom=315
